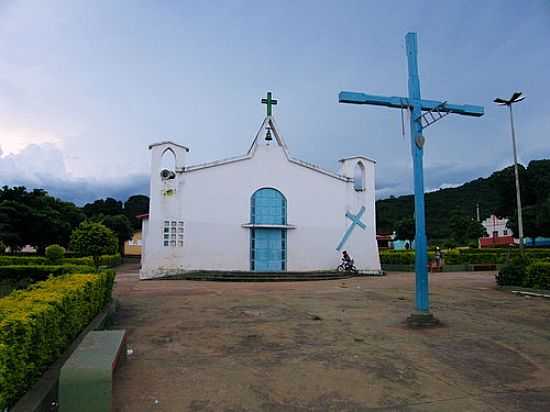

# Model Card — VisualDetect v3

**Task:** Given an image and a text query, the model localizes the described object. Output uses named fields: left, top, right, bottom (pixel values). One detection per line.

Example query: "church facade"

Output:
left=140, top=96, right=381, bottom=279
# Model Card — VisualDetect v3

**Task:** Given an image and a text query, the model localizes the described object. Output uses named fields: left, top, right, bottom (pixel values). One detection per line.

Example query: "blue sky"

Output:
left=0, top=1, right=549, bottom=204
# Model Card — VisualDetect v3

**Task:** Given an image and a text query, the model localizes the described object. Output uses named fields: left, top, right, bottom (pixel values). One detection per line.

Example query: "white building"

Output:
left=479, top=214, right=514, bottom=248
left=481, top=215, right=511, bottom=238
left=140, top=96, right=381, bottom=278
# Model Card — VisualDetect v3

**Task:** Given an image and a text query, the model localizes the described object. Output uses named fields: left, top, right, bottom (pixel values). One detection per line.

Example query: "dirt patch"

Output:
left=428, top=337, right=540, bottom=387
left=111, top=266, right=550, bottom=411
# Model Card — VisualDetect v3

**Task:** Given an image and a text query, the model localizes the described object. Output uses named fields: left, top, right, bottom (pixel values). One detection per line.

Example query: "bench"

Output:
left=59, top=330, right=127, bottom=412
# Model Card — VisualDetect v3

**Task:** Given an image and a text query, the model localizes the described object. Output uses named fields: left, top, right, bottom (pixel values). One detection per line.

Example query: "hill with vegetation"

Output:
left=376, top=159, right=550, bottom=241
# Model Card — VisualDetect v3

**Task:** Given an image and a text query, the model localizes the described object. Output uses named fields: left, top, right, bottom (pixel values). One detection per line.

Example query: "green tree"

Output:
left=102, top=214, right=133, bottom=256
left=82, top=197, right=124, bottom=218
left=507, top=206, right=539, bottom=245
left=507, top=198, right=550, bottom=245
left=70, top=221, right=118, bottom=268
left=525, top=160, right=550, bottom=206
left=449, top=214, right=469, bottom=244
left=449, top=213, right=486, bottom=245
left=124, top=195, right=149, bottom=230
left=0, top=186, right=85, bottom=253
left=492, top=164, right=533, bottom=218
left=395, top=217, right=415, bottom=241
left=0, top=201, right=26, bottom=251
left=539, top=197, right=550, bottom=238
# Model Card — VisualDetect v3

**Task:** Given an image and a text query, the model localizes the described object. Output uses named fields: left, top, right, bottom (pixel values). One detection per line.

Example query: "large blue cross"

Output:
left=338, top=33, right=484, bottom=314
left=336, top=206, right=366, bottom=251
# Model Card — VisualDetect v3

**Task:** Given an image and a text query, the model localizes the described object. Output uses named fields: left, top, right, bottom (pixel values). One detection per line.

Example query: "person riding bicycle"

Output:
left=342, top=250, right=354, bottom=269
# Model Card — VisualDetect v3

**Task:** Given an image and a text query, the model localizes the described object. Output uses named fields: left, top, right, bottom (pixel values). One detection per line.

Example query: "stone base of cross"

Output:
left=338, top=32, right=484, bottom=326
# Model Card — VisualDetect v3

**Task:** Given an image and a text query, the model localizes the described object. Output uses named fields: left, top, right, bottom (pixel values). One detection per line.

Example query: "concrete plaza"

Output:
left=111, top=264, right=550, bottom=411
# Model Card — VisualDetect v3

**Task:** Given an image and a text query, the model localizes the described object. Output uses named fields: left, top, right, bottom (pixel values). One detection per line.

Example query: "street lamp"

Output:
left=494, top=92, right=526, bottom=250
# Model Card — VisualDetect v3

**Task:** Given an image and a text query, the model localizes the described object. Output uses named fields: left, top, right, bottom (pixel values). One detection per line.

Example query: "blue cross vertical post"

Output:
left=338, top=33, right=484, bottom=321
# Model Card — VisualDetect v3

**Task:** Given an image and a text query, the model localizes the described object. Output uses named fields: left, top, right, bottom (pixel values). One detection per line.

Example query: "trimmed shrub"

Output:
left=64, top=254, right=121, bottom=268
left=45, top=244, right=65, bottom=264
left=70, top=222, right=118, bottom=268
left=0, top=271, right=115, bottom=410
left=0, top=265, right=95, bottom=282
left=0, top=256, right=48, bottom=266
left=0, top=254, right=121, bottom=268
left=63, top=256, right=94, bottom=266
left=524, top=261, right=550, bottom=290
left=495, top=256, right=530, bottom=286
left=379, top=251, right=434, bottom=265
left=438, top=249, right=550, bottom=265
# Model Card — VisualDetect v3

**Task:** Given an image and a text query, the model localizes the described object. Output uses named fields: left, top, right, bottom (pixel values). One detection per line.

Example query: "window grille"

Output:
left=163, top=220, right=184, bottom=247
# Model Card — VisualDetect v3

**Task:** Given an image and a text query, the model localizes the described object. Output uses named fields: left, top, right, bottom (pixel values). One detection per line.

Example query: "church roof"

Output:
left=185, top=115, right=355, bottom=182
left=149, top=141, right=190, bottom=152
left=339, top=155, right=376, bottom=164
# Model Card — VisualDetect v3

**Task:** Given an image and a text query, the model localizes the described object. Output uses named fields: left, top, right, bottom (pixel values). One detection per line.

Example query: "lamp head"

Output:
left=494, top=92, right=525, bottom=106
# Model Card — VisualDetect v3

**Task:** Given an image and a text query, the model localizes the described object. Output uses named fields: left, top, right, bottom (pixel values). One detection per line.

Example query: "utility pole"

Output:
left=476, top=203, right=481, bottom=249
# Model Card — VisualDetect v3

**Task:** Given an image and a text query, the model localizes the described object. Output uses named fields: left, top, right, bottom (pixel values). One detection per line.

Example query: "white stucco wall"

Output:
left=141, top=128, right=380, bottom=278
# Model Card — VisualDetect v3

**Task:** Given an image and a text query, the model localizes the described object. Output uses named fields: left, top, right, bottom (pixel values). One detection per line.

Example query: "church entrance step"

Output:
left=154, top=271, right=356, bottom=282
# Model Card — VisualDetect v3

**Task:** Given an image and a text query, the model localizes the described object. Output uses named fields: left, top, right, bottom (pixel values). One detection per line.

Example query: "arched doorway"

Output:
left=250, top=188, right=287, bottom=272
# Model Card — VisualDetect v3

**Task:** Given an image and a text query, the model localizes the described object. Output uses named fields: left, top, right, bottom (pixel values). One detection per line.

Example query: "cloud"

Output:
left=0, top=143, right=149, bottom=205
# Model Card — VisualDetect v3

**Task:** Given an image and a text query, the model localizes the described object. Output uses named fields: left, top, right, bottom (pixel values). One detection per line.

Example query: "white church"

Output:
left=139, top=93, right=381, bottom=279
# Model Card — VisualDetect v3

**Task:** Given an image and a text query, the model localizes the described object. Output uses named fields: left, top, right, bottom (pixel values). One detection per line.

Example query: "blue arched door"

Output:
left=250, top=188, right=287, bottom=272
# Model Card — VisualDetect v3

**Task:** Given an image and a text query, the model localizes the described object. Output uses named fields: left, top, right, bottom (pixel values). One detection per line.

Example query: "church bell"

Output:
left=265, top=126, right=273, bottom=142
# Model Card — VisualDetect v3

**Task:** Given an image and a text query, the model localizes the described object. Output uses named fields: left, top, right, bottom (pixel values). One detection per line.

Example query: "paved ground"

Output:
left=111, top=264, right=550, bottom=411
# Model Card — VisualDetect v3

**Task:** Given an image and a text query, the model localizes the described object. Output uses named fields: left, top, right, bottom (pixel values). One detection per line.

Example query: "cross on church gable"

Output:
left=261, top=91, right=278, bottom=116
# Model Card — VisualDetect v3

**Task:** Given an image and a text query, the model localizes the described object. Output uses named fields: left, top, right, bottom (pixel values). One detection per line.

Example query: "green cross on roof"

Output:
left=261, top=92, right=278, bottom=116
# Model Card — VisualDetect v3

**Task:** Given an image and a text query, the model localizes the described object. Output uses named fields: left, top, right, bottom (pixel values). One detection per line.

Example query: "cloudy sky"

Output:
left=0, top=1, right=549, bottom=204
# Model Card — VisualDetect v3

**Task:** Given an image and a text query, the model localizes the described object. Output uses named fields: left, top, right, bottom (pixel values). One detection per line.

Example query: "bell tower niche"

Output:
left=147, top=141, right=189, bottom=259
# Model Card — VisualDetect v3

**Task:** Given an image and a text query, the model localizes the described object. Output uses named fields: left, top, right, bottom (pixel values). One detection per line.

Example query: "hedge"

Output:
left=0, top=254, right=122, bottom=268
left=379, top=251, right=434, bottom=265
left=460, top=248, right=550, bottom=254
left=0, top=256, right=47, bottom=266
left=495, top=256, right=529, bottom=286
left=0, top=271, right=115, bottom=410
left=524, top=261, right=550, bottom=290
left=0, top=265, right=95, bottom=282
left=64, top=254, right=122, bottom=268
left=380, top=249, right=550, bottom=266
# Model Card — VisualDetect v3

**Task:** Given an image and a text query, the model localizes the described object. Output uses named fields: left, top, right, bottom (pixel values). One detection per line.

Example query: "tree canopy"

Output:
left=376, top=159, right=550, bottom=244
left=124, top=195, right=149, bottom=230
left=70, top=221, right=118, bottom=267
left=0, top=186, right=149, bottom=254
left=82, top=197, right=124, bottom=217
left=101, top=214, right=134, bottom=254
left=395, top=217, right=415, bottom=241
left=0, top=186, right=85, bottom=253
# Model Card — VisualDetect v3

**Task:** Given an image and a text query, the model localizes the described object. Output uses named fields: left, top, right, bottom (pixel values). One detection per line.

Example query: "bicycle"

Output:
left=337, top=261, right=358, bottom=274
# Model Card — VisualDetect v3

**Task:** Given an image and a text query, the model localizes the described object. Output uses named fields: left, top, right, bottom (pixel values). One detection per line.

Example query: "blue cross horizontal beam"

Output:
left=339, top=91, right=484, bottom=117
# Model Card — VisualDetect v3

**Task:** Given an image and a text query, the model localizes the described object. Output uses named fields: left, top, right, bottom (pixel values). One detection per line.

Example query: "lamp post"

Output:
left=494, top=92, right=526, bottom=250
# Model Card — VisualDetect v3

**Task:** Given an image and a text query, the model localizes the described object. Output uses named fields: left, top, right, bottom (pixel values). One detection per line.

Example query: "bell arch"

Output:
left=353, top=161, right=366, bottom=191
left=160, top=147, right=176, bottom=172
